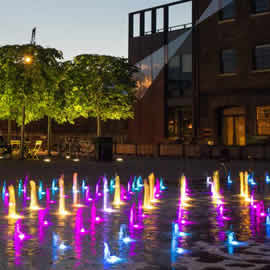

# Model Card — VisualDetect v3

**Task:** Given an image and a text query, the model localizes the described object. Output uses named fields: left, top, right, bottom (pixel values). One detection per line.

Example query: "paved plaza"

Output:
left=0, top=157, right=269, bottom=183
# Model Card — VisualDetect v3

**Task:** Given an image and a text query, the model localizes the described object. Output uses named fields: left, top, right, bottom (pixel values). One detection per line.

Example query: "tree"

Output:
left=38, top=60, right=82, bottom=155
left=0, top=44, right=63, bottom=158
left=68, top=54, right=138, bottom=137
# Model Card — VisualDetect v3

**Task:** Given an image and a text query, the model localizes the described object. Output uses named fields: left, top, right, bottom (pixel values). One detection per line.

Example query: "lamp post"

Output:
left=20, top=55, right=33, bottom=160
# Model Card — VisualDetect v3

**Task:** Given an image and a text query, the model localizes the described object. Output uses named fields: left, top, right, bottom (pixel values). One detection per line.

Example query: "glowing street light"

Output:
left=24, top=55, right=33, bottom=64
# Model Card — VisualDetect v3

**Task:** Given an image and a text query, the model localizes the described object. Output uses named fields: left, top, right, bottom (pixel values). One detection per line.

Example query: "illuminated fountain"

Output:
left=29, top=180, right=40, bottom=210
left=38, top=181, right=45, bottom=200
left=113, top=175, right=122, bottom=207
left=172, top=223, right=190, bottom=238
left=8, top=185, right=21, bottom=219
left=266, top=208, right=270, bottom=225
left=266, top=172, right=270, bottom=184
left=148, top=173, right=156, bottom=202
left=119, top=224, right=134, bottom=243
left=51, top=178, right=58, bottom=195
left=81, top=179, right=87, bottom=192
left=240, top=171, right=244, bottom=197
left=2, top=180, right=6, bottom=201
left=73, top=173, right=79, bottom=206
left=104, top=242, right=121, bottom=264
left=18, top=179, right=23, bottom=197
left=227, top=172, right=232, bottom=185
left=136, top=176, right=144, bottom=190
left=103, top=177, right=114, bottom=212
left=15, top=220, right=26, bottom=241
left=160, top=177, right=167, bottom=191
left=58, top=177, right=69, bottom=216
left=110, top=178, right=115, bottom=193
left=143, top=179, right=152, bottom=209
left=206, top=176, right=212, bottom=187
left=212, top=170, right=221, bottom=199
left=154, top=178, right=160, bottom=199
left=227, top=230, right=245, bottom=247
left=244, top=171, right=250, bottom=202
left=180, top=174, right=190, bottom=207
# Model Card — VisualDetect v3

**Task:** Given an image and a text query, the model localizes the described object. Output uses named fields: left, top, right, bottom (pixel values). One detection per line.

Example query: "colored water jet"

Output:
left=29, top=180, right=40, bottom=210
left=113, top=175, right=122, bottom=207
left=73, top=173, right=79, bottom=206
left=58, top=177, right=69, bottom=216
left=266, top=172, right=270, bottom=184
left=8, top=185, right=21, bottom=219
left=2, top=181, right=6, bottom=201
left=119, top=224, right=134, bottom=243
left=227, top=172, right=232, bottom=185
left=212, top=170, right=221, bottom=199
left=104, top=242, right=121, bottom=264
left=148, top=173, right=155, bottom=202
left=143, top=179, right=152, bottom=209
left=103, top=177, right=113, bottom=212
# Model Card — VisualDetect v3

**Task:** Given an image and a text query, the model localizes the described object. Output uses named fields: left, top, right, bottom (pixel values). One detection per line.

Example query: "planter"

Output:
left=94, top=137, right=113, bottom=161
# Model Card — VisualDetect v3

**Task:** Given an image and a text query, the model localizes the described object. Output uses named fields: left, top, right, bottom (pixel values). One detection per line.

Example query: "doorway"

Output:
left=222, top=107, right=246, bottom=146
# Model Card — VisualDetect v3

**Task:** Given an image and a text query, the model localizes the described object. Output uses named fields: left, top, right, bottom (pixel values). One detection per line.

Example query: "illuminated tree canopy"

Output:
left=67, top=54, right=138, bottom=136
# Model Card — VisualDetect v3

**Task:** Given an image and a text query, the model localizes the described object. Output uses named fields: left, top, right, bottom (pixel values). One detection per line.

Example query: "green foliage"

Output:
left=67, top=54, right=138, bottom=133
left=0, top=44, right=64, bottom=125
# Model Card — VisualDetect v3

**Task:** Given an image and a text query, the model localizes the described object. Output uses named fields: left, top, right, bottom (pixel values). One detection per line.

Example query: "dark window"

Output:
left=254, top=44, right=270, bottom=70
left=168, top=54, right=192, bottom=97
left=251, top=0, right=270, bottom=13
left=220, top=49, right=237, bottom=73
left=219, top=0, right=236, bottom=20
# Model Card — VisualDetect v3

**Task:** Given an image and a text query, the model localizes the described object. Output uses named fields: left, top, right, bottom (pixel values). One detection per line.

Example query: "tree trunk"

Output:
left=97, top=115, right=101, bottom=137
left=7, top=119, right=12, bottom=143
left=47, top=116, right=52, bottom=156
left=20, top=105, right=25, bottom=160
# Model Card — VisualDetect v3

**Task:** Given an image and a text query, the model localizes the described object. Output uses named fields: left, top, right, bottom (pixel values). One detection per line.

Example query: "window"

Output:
left=253, top=44, right=270, bottom=70
left=220, top=49, right=237, bottom=73
left=257, top=106, right=270, bottom=135
left=219, top=0, right=236, bottom=20
left=168, top=107, right=192, bottom=139
left=168, top=53, right=192, bottom=97
left=251, top=0, right=270, bottom=13
left=222, top=107, right=246, bottom=146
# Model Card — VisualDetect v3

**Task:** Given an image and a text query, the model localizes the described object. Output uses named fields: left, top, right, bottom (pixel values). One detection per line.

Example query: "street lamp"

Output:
left=23, top=55, right=33, bottom=65
left=20, top=54, right=33, bottom=159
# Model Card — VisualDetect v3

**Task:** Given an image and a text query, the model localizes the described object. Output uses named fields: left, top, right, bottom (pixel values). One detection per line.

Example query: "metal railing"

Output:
left=143, top=22, right=192, bottom=36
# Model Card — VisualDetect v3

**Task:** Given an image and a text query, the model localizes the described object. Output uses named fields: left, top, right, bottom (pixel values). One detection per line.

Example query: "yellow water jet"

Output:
left=59, top=176, right=69, bottom=216
left=244, top=171, right=250, bottom=202
left=113, top=175, right=122, bottom=207
left=239, top=171, right=250, bottom=202
left=143, top=179, right=152, bottom=209
left=30, top=180, right=40, bottom=210
left=72, top=172, right=82, bottom=207
left=240, top=171, right=244, bottom=197
left=148, top=173, right=155, bottom=202
left=8, top=185, right=21, bottom=219
left=213, top=171, right=220, bottom=197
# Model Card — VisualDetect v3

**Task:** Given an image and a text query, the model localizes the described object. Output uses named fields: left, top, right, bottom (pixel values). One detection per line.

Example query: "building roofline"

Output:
left=129, top=0, right=192, bottom=15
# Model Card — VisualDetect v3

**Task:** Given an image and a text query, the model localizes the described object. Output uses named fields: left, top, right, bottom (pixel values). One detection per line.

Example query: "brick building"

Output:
left=128, top=0, right=270, bottom=146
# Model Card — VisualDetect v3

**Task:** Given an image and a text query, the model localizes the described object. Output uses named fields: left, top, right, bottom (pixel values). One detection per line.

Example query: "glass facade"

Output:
left=220, top=49, right=237, bottom=73
left=134, top=47, right=164, bottom=99
left=257, top=106, right=270, bottom=135
left=167, top=28, right=193, bottom=141
left=251, top=0, right=270, bottom=13
left=168, top=53, right=192, bottom=97
left=219, top=0, right=236, bottom=20
left=254, top=44, right=270, bottom=70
